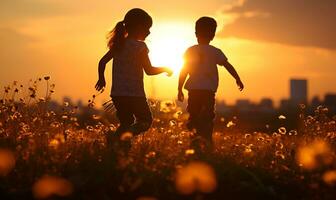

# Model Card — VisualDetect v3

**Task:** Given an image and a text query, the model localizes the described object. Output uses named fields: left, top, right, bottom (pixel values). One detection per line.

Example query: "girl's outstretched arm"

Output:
left=140, top=51, right=172, bottom=76
left=221, top=60, right=244, bottom=91
left=95, top=50, right=113, bottom=91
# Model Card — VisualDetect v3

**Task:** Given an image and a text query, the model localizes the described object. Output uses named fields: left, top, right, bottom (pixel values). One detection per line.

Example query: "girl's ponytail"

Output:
left=107, top=21, right=126, bottom=51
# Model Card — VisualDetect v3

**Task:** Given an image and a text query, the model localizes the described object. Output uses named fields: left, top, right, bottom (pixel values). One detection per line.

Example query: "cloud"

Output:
left=219, top=0, right=336, bottom=49
left=0, top=0, right=67, bottom=21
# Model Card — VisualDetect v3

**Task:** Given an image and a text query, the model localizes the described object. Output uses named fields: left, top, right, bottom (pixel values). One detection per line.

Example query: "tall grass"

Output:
left=0, top=78, right=335, bottom=200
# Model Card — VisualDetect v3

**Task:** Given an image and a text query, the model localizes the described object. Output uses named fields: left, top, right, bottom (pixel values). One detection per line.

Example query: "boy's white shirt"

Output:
left=184, top=44, right=227, bottom=92
left=111, top=38, right=149, bottom=97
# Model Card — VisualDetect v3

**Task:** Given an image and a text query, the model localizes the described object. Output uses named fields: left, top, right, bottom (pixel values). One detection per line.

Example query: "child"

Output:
left=95, top=8, right=172, bottom=136
left=178, top=16, right=244, bottom=144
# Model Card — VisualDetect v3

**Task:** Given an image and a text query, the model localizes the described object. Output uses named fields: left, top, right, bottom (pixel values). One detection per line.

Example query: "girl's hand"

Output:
left=95, top=78, right=106, bottom=92
left=164, top=68, right=173, bottom=77
left=236, top=79, right=244, bottom=91
left=178, top=90, right=184, bottom=102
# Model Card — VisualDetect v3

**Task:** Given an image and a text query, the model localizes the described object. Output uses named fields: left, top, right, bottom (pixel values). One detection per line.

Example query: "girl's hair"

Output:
left=107, top=8, right=152, bottom=51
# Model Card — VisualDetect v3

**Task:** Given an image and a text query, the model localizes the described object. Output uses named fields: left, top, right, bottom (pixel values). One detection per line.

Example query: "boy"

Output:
left=178, top=16, right=244, bottom=144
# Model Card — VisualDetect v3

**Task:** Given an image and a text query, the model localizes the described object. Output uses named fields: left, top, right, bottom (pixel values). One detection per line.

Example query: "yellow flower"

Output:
left=323, top=170, right=336, bottom=186
left=296, top=140, right=332, bottom=170
left=175, top=162, right=217, bottom=195
left=32, top=176, right=73, bottom=199
left=0, top=149, right=15, bottom=176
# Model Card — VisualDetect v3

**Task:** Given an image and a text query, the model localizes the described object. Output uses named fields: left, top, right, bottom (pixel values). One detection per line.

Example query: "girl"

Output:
left=95, top=8, right=172, bottom=136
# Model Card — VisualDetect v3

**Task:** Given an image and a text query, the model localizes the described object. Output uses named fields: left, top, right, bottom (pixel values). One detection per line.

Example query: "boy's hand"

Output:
left=236, top=79, right=244, bottom=91
left=178, top=90, right=184, bottom=102
left=95, top=78, right=106, bottom=92
left=164, top=67, right=173, bottom=77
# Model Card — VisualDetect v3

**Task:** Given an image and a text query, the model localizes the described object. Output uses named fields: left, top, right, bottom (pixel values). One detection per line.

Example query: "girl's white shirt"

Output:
left=111, top=38, right=149, bottom=97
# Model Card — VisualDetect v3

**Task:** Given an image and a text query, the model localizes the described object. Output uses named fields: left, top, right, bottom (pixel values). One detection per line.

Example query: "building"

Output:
left=290, top=79, right=308, bottom=105
left=259, top=98, right=274, bottom=112
left=236, top=99, right=252, bottom=112
left=324, top=93, right=336, bottom=106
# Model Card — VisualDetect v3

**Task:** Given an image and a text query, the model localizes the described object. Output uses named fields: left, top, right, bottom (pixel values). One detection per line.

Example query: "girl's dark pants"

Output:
left=187, top=90, right=215, bottom=142
left=112, top=96, right=152, bottom=135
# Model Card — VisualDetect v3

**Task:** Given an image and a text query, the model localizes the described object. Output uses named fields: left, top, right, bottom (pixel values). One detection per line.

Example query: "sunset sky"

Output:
left=1, top=0, right=335, bottom=105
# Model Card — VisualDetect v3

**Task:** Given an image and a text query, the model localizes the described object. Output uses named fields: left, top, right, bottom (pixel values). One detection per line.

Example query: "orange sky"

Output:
left=1, top=0, right=335, bottom=106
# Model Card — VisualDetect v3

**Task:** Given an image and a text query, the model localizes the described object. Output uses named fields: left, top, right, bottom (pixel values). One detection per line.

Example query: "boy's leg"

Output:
left=187, top=90, right=202, bottom=131
left=199, top=91, right=215, bottom=142
left=112, top=96, right=135, bottom=135
left=131, top=97, right=153, bottom=135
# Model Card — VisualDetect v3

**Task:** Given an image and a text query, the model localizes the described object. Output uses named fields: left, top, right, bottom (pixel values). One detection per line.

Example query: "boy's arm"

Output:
left=221, top=59, right=244, bottom=91
left=177, top=64, right=188, bottom=102
left=140, top=51, right=172, bottom=76
left=95, top=50, right=113, bottom=91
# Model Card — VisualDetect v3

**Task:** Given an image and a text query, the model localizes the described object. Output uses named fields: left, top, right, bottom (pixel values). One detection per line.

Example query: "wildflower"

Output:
left=244, top=148, right=252, bottom=154
left=49, top=139, right=60, bottom=149
left=323, top=170, right=336, bottom=186
left=288, top=130, right=298, bottom=136
left=226, top=121, right=235, bottom=128
left=175, top=162, right=217, bottom=195
left=38, top=97, right=45, bottom=102
left=296, top=140, right=332, bottom=170
left=86, top=125, right=94, bottom=132
left=278, top=115, right=286, bottom=120
left=145, top=151, right=156, bottom=158
left=32, top=176, right=73, bottom=199
left=185, top=149, right=195, bottom=156
left=0, top=149, right=15, bottom=176
left=30, top=93, right=36, bottom=98
left=275, top=151, right=285, bottom=159
left=92, top=115, right=100, bottom=120
left=169, top=120, right=177, bottom=127
left=299, top=104, right=306, bottom=109
left=278, top=127, right=287, bottom=135
left=173, top=110, right=183, bottom=119
left=120, top=132, right=133, bottom=141
left=160, top=100, right=176, bottom=113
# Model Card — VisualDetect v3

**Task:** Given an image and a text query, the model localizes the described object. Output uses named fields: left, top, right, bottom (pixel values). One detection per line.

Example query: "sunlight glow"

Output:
left=147, top=22, right=194, bottom=74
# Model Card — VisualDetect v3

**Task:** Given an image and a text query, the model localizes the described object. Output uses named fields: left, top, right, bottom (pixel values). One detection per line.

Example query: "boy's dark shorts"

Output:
left=187, top=90, right=216, bottom=133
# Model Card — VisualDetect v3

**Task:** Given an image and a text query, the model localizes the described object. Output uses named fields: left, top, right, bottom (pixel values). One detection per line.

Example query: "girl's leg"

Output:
left=131, top=97, right=153, bottom=135
left=112, top=96, right=135, bottom=135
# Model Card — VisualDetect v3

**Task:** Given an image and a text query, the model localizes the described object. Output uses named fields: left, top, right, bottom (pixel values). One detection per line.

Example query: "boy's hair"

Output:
left=107, top=8, right=152, bottom=51
left=195, top=17, right=217, bottom=40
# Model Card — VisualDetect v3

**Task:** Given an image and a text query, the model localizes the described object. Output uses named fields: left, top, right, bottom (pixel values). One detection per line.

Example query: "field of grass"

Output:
left=0, top=78, right=335, bottom=200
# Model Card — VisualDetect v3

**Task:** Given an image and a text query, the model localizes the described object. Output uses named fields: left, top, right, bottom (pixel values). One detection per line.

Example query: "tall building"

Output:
left=290, top=79, right=308, bottom=105
left=324, top=93, right=336, bottom=106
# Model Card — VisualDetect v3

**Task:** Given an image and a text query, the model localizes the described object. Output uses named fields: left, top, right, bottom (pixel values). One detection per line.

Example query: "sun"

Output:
left=147, top=22, right=194, bottom=74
